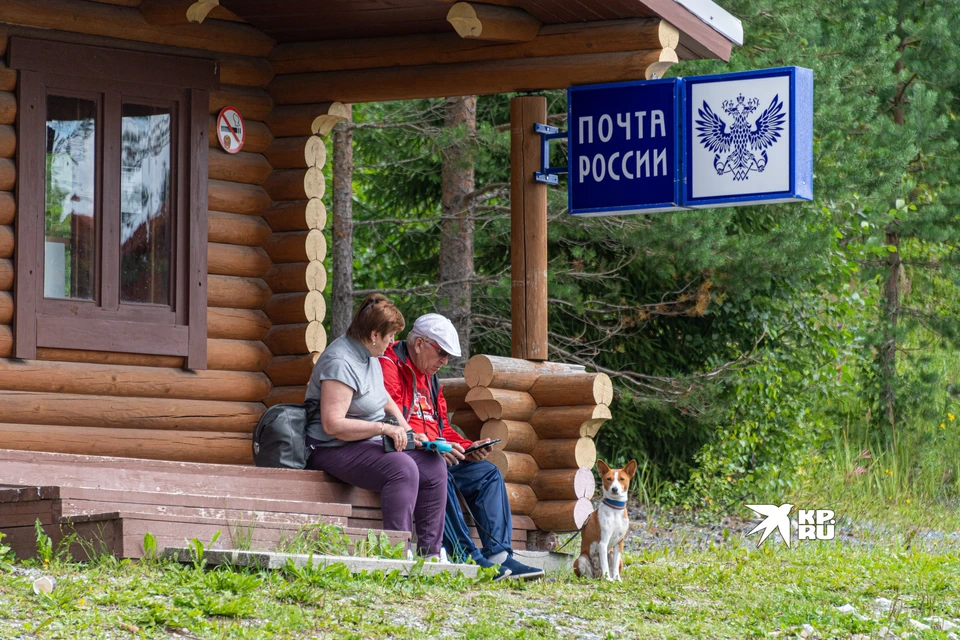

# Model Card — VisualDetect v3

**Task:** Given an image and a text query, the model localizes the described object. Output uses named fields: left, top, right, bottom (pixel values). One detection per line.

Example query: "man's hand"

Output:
left=465, top=439, right=494, bottom=462
left=441, top=442, right=466, bottom=466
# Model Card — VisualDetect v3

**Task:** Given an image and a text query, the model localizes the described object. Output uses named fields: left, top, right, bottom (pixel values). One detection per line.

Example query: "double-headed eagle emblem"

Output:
left=695, top=93, right=785, bottom=181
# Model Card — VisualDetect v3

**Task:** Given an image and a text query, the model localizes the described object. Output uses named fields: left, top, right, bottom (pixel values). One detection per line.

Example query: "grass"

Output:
left=0, top=524, right=958, bottom=639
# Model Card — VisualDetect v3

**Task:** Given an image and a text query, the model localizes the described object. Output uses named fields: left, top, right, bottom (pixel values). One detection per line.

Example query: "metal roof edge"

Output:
left=673, top=0, right=743, bottom=46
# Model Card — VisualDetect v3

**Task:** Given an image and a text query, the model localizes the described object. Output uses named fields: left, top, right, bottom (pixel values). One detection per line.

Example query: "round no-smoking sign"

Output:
left=217, top=106, right=245, bottom=154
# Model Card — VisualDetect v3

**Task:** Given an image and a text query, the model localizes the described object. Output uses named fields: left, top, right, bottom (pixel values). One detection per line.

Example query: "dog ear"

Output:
left=623, top=460, right=638, bottom=478
left=596, top=459, right=609, bottom=475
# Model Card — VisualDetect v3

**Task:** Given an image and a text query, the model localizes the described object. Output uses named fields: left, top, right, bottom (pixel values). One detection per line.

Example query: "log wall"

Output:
left=447, top=354, right=613, bottom=540
left=0, top=20, right=287, bottom=465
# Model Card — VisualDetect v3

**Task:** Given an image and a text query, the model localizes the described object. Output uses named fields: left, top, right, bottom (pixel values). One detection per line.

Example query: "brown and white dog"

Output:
left=574, top=459, right=637, bottom=581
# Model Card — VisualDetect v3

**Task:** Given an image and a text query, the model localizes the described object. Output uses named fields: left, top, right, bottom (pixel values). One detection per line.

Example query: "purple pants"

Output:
left=306, top=439, right=448, bottom=556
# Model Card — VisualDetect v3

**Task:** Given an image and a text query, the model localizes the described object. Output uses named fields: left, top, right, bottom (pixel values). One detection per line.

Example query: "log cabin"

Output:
left=0, top=0, right=741, bottom=559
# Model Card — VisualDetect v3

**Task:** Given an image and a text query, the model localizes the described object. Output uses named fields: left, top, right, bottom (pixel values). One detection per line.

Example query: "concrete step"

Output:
left=162, top=547, right=480, bottom=577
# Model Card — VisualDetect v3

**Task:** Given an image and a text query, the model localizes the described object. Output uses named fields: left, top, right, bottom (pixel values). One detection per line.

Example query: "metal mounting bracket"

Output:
left=533, top=123, right=568, bottom=185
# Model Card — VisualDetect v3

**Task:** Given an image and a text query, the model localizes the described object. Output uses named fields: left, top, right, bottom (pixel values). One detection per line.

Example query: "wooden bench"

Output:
left=0, top=448, right=531, bottom=560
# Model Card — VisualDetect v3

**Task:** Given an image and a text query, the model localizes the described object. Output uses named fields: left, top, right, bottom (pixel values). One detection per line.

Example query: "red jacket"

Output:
left=379, top=342, right=472, bottom=448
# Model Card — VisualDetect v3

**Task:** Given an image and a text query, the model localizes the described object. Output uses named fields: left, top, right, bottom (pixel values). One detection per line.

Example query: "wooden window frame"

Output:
left=9, top=38, right=217, bottom=368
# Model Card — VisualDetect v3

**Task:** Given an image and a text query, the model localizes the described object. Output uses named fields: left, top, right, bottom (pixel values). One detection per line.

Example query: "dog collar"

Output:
left=602, top=498, right=627, bottom=510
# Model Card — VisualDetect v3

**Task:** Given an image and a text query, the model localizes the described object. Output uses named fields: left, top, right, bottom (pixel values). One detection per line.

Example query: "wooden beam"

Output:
left=510, top=95, right=547, bottom=361
left=0, top=0, right=273, bottom=57
left=140, top=0, right=220, bottom=25
left=446, top=2, right=540, bottom=43
left=269, top=49, right=676, bottom=104
left=269, top=19, right=678, bottom=74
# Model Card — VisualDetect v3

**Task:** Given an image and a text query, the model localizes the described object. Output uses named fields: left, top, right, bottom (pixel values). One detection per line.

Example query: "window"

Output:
left=10, top=38, right=216, bottom=368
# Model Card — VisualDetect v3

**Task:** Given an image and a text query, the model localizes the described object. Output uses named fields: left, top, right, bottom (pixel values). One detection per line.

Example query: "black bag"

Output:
left=252, top=399, right=318, bottom=469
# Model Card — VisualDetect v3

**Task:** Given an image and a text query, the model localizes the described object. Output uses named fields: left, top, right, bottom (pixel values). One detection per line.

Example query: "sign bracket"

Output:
left=533, top=123, right=567, bottom=185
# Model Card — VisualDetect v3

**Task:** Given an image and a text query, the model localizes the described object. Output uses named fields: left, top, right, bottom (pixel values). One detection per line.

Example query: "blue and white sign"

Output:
left=681, top=66, right=813, bottom=208
left=567, top=78, right=682, bottom=216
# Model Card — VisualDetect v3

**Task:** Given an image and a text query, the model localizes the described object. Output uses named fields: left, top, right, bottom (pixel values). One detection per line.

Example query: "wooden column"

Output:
left=510, top=96, right=548, bottom=360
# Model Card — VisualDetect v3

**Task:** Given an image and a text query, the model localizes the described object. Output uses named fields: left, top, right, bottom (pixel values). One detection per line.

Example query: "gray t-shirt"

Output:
left=305, top=335, right=388, bottom=446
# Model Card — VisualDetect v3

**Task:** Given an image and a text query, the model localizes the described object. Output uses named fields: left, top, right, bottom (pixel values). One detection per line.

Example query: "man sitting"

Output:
left=379, top=313, right=544, bottom=580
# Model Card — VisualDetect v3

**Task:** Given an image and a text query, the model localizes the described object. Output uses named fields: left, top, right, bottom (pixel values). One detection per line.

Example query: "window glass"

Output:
left=45, top=95, right=96, bottom=301
left=120, top=103, right=172, bottom=305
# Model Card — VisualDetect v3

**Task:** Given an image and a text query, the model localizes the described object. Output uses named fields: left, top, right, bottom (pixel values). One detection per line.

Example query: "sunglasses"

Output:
left=423, top=339, right=449, bottom=359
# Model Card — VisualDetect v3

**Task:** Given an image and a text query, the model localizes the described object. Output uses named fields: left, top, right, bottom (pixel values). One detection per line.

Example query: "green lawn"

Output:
left=1, top=530, right=958, bottom=639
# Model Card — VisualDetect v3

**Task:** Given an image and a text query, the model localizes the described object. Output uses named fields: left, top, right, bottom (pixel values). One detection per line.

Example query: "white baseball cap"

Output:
left=411, top=313, right=462, bottom=357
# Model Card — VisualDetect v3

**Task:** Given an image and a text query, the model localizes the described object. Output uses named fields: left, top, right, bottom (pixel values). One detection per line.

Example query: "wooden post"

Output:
left=510, top=95, right=548, bottom=360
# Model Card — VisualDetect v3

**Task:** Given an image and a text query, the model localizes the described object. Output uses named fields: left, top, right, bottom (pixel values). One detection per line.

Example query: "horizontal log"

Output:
left=207, top=338, right=272, bottom=372
left=264, top=353, right=316, bottom=387
left=0, top=124, right=14, bottom=158
left=208, top=116, right=272, bottom=153
left=0, top=390, right=263, bottom=432
left=263, top=168, right=326, bottom=202
left=269, top=49, right=677, bottom=104
left=263, top=230, right=307, bottom=263
left=264, top=321, right=325, bottom=356
left=264, top=323, right=307, bottom=356
left=0, top=191, right=13, bottom=225
left=532, top=437, right=597, bottom=470
left=0, top=258, right=12, bottom=290
left=0, top=323, right=10, bottom=357
left=0, top=0, right=275, bottom=57
left=0, top=358, right=270, bottom=402
left=265, top=385, right=306, bottom=407
left=36, top=348, right=183, bottom=368
left=208, top=149, right=272, bottom=185
left=465, top=387, right=536, bottom=421
left=531, top=467, right=596, bottom=501
left=207, top=274, right=271, bottom=309
left=0, top=158, right=14, bottom=192
left=264, top=290, right=325, bottom=325
left=306, top=229, right=326, bottom=262
left=480, top=419, right=538, bottom=454
left=529, top=405, right=611, bottom=439
left=264, top=199, right=325, bottom=232
left=305, top=321, right=327, bottom=354
left=264, top=102, right=349, bottom=137
left=264, top=136, right=326, bottom=169
left=531, top=498, right=593, bottom=532
left=270, top=19, right=678, bottom=73
left=209, top=85, right=273, bottom=122
left=208, top=179, right=271, bottom=216
left=306, top=261, right=327, bottom=292
left=449, top=410, right=483, bottom=441
left=0, top=92, right=15, bottom=126
left=447, top=2, right=541, bottom=43
left=0, top=63, right=15, bottom=92
left=139, top=0, right=215, bottom=26
left=504, top=482, right=537, bottom=515
left=487, top=450, right=538, bottom=484
left=0, top=224, right=13, bottom=258
left=218, top=54, right=274, bottom=88
left=463, top=354, right=585, bottom=391
left=0, top=291, right=12, bottom=324
left=529, top=373, right=613, bottom=407
left=0, top=424, right=253, bottom=465
left=439, top=377, right=470, bottom=411
left=207, top=307, right=271, bottom=341
left=207, top=242, right=270, bottom=278
left=208, top=210, right=271, bottom=247
left=264, top=262, right=307, bottom=294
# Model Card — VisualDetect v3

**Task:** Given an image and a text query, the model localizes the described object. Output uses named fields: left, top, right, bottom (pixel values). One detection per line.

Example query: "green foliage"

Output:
left=0, top=531, right=15, bottom=569
left=34, top=519, right=53, bottom=565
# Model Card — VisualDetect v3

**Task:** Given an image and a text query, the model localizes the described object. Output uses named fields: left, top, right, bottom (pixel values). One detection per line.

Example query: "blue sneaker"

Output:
left=501, top=555, right=545, bottom=581
left=473, top=552, right=512, bottom=581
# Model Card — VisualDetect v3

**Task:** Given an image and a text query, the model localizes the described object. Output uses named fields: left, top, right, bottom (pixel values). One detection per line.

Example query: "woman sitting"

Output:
left=304, top=293, right=447, bottom=557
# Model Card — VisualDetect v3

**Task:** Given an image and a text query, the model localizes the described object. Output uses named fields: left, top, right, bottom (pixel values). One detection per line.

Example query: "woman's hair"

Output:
left=346, top=293, right=405, bottom=342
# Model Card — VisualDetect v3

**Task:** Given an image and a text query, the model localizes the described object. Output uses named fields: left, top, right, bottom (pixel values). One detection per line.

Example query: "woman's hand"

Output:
left=383, top=422, right=409, bottom=453
left=441, top=442, right=466, bottom=467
